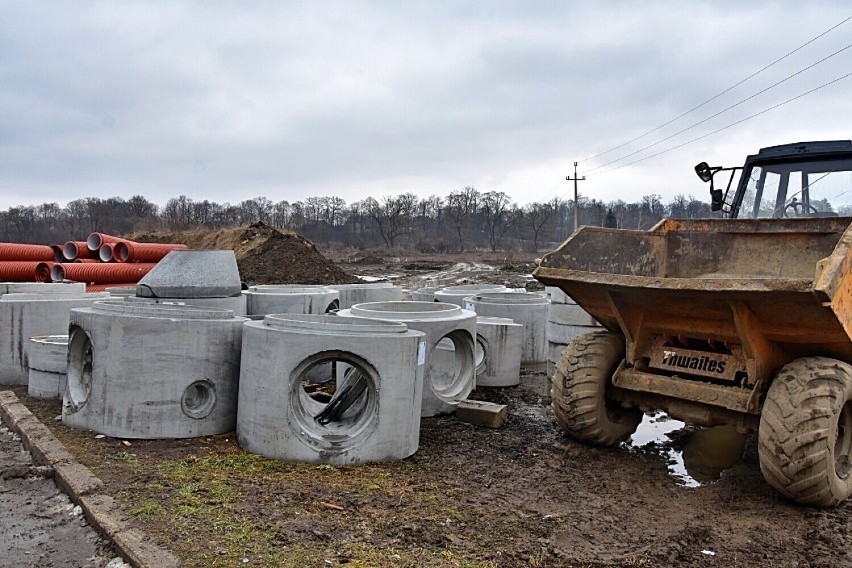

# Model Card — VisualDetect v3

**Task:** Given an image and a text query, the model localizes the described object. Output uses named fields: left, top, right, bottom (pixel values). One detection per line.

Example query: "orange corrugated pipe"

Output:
left=87, top=232, right=124, bottom=252
left=0, top=261, right=46, bottom=281
left=0, top=243, right=54, bottom=262
left=114, top=242, right=188, bottom=263
left=85, top=284, right=114, bottom=292
left=63, top=241, right=97, bottom=261
left=73, top=259, right=100, bottom=263
left=52, top=262, right=157, bottom=284
left=35, top=262, right=53, bottom=283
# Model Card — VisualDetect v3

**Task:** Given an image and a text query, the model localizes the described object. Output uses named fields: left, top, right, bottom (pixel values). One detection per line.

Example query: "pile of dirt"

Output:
left=132, top=222, right=359, bottom=286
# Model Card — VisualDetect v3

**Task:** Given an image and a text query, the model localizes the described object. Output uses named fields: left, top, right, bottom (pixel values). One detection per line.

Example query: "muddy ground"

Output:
left=13, top=250, right=852, bottom=567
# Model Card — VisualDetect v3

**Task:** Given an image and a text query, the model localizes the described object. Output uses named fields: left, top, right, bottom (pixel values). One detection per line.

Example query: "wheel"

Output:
left=758, top=357, right=852, bottom=507
left=551, top=331, right=642, bottom=446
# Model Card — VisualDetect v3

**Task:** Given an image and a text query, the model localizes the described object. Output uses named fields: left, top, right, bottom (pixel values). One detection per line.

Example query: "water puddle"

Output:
left=628, top=411, right=747, bottom=487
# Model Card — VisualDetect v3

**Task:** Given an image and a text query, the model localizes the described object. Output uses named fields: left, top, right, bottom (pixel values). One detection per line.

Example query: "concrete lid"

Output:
left=329, top=283, right=396, bottom=290
left=135, top=250, right=242, bottom=299
left=476, top=316, right=523, bottom=327
left=261, top=313, right=412, bottom=335
left=439, top=284, right=507, bottom=294
left=246, top=286, right=337, bottom=296
left=0, top=282, right=86, bottom=295
left=467, top=291, right=549, bottom=305
left=85, top=299, right=239, bottom=320
left=345, top=301, right=473, bottom=321
left=249, top=284, right=330, bottom=291
left=1, top=292, right=110, bottom=302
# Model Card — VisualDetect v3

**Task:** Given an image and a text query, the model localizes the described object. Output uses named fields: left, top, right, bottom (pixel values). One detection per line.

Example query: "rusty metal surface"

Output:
left=535, top=217, right=852, bottom=419
left=647, top=336, right=745, bottom=382
left=612, top=367, right=756, bottom=414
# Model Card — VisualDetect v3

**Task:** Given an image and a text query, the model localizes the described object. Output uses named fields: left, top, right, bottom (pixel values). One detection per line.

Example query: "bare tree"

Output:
left=481, top=191, right=515, bottom=251
left=524, top=201, right=554, bottom=252
left=446, top=186, right=479, bottom=251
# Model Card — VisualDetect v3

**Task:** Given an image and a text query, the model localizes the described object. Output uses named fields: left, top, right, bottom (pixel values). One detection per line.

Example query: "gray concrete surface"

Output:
left=332, top=283, right=403, bottom=309
left=27, top=335, right=69, bottom=399
left=238, top=314, right=426, bottom=464
left=63, top=301, right=245, bottom=439
left=433, top=284, right=507, bottom=306
left=475, top=317, right=523, bottom=387
left=337, top=301, right=476, bottom=416
left=135, top=250, right=242, bottom=298
left=0, top=416, right=127, bottom=568
left=0, top=292, right=110, bottom=386
left=464, top=291, right=549, bottom=365
left=245, top=285, right=340, bottom=316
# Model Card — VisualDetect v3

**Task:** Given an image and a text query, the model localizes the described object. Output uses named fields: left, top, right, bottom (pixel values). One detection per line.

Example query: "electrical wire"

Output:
left=582, top=41, right=852, bottom=175
left=589, top=70, right=852, bottom=177
left=578, top=15, right=852, bottom=165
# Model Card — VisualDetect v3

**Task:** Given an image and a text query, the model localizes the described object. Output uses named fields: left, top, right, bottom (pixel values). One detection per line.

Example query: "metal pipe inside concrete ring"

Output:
left=335, top=301, right=476, bottom=417
left=237, top=314, right=426, bottom=464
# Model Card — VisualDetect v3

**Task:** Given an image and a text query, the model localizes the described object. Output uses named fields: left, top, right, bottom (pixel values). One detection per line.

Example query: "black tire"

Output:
left=551, top=331, right=642, bottom=446
left=758, top=357, right=852, bottom=507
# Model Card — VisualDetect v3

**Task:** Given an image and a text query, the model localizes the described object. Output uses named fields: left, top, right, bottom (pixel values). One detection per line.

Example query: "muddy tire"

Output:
left=551, top=331, right=642, bottom=446
left=758, top=357, right=852, bottom=507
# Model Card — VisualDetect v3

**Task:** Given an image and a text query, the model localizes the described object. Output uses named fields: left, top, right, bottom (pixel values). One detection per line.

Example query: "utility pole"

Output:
left=566, top=162, right=585, bottom=233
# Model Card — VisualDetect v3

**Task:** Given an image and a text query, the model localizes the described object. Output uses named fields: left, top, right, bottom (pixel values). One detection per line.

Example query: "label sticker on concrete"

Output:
left=464, top=301, right=475, bottom=312
left=417, top=341, right=426, bottom=366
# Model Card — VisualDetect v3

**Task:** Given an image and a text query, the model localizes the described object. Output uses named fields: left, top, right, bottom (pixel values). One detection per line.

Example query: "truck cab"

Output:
left=696, top=140, right=852, bottom=219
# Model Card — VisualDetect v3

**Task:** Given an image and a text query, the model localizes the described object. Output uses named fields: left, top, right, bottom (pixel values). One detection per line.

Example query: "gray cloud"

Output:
left=1, top=1, right=850, bottom=210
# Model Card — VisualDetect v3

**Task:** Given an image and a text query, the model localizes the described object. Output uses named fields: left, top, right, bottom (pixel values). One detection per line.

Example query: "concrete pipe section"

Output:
left=245, top=285, right=339, bottom=316
left=337, top=301, right=476, bottom=416
left=433, top=284, right=508, bottom=307
left=134, top=250, right=247, bottom=315
left=464, top=291, right=549, bottom=365
left=410, top=287, right=441, bottom=302
left=238, top=314, right=426, bottom=464
left=0, top=282, right=86, bottom=294
left=475, top=317, right=523, bottom=387
left=0, top=291, right=110, bottom=385
left=27, top=335, right=69, bottom=399
left=332, top=283, right=403, bottom=310
left=62, top=300, right=246, bottom=439
left=544, top=285, right=602, bottom=378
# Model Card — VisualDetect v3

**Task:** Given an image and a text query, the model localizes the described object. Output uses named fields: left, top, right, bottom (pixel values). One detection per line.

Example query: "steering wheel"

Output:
left=783, top=198, right=820, bottom=217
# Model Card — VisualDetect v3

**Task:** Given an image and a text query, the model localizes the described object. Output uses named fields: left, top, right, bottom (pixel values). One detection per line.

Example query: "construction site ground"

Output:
left=10, top=243, right=851, bottom=567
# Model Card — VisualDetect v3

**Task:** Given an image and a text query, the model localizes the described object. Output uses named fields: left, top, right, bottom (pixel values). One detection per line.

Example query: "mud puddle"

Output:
left=628, top=411, right=746, bottom=488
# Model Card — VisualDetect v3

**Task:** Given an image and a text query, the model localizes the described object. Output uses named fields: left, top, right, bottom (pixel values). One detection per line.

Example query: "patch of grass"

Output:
left=131, top=501, right=163, bottom=518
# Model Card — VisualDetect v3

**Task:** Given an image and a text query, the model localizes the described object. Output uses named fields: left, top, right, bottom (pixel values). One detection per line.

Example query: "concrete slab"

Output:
left=136, top=250, right=242, bottom=298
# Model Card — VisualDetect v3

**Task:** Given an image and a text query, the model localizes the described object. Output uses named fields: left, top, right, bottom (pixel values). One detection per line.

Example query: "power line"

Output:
left=578, top=14, right=852, bottom=165
left=582, top=40, right=852, bottom=175
left=589, top=70, right=852, bottom=177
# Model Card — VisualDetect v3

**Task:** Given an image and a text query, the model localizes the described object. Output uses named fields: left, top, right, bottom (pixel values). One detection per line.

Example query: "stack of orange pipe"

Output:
left=0, top=232, right=188, bottom=289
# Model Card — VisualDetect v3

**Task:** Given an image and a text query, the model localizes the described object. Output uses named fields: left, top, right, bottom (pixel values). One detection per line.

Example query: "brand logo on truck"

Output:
left=661, top=350, right=727, bottom=374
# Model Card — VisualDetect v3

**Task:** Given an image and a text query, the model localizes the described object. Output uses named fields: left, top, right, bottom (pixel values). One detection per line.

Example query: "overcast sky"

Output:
left=1, top=1, right=850, bottom=211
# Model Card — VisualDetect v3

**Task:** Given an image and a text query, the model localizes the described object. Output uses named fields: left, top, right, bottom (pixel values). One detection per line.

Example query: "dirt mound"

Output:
left=132, top=222, right=359, bottom=286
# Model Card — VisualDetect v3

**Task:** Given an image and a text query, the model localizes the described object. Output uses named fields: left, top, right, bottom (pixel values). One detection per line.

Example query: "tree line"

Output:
left=0, top=188, right=715, bottom=252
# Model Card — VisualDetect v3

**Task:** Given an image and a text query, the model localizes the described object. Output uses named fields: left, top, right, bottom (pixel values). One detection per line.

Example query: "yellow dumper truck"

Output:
left=534, top=140, right=852, bottom=506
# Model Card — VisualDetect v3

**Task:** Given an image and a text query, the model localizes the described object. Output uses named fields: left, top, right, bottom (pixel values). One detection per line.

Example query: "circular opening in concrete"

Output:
left=429, top=330, right=474, bottom=402
left=65, top=326, right=93, bottom=413
left=181, top=380, right=217, bottom=419
left=289, top=351, right=379, bottom=454
left=475, top=334, right=488, bottom=374
left=325, top=299, right=340, bottom=313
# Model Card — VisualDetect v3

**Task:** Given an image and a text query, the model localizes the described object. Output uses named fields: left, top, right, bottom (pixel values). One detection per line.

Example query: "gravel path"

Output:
left=0, top=416, right=128, bottom=568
